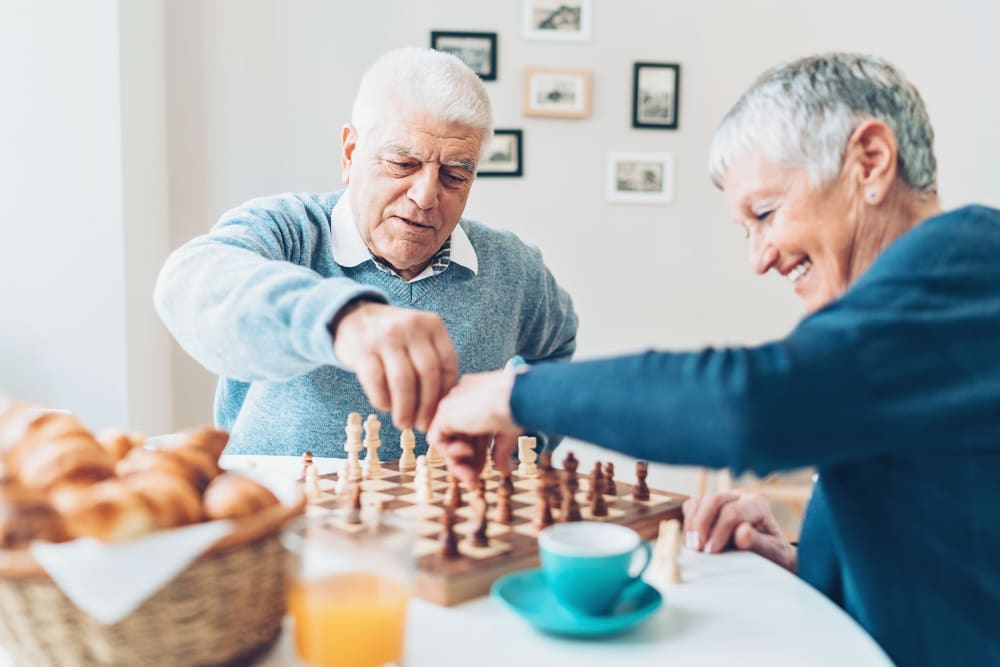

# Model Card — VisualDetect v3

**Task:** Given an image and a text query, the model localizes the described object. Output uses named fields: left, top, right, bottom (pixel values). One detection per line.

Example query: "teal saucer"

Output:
left=490, top=568, right=662, bottom=638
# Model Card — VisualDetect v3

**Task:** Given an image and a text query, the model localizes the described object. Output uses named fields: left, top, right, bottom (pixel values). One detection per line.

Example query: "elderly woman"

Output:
left=428, top=53, right=1000, bottom=666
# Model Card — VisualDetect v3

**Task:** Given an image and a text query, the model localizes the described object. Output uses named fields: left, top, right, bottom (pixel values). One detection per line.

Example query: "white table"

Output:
left=223, top=455, right=894, bottom=667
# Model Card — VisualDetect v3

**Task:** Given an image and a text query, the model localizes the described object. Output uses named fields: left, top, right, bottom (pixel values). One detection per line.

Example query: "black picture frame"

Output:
left=478, top=129, right=523, bottom=177
left=430, top=31, right=498, bottom=81
left=632, top=62, right=680, bottom=130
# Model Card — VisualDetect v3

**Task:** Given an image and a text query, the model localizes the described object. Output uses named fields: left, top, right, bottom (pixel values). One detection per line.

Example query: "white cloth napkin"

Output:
left=31, top=519, right=235, bottom=624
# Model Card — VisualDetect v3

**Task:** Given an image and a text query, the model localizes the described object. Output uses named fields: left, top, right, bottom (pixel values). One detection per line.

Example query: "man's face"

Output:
left=342, top=113, right=482, bottom=280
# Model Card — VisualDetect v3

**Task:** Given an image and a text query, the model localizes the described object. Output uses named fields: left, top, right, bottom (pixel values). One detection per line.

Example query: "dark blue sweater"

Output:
left=511, top=206, right=1000, bottom=666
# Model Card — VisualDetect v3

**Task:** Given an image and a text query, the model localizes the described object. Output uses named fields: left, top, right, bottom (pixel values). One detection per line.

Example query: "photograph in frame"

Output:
left=606, top=152, right=675, bottom=204
left=478, top=129, right=523, bottom=177
left=632, top=62, right=680, bottom=129
left=523, top=68, right=592, bottom=118
left=430, top=31, right=498, bottom=81
left=522, top=0, right=593, bottom=42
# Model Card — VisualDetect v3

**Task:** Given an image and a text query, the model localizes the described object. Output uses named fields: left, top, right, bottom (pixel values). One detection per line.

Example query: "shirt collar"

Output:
left=330, top=192, right=478, bottom=281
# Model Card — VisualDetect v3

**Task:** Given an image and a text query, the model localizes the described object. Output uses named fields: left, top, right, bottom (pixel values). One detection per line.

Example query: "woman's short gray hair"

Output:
left=351, top=47, right=493, bottom=157
left=708, top=53, right=937, bottom=194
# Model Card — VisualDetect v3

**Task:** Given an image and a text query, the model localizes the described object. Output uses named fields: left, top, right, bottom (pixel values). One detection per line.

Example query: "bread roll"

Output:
left=0, top=479, right=66, bottom=548
left=203, top=473, right=280, bottom=520
left=59, top=479, right=156, bottom=542
left=121, top=471, right=203, bottom=528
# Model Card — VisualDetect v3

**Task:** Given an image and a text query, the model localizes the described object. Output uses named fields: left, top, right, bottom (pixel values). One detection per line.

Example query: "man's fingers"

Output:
left=381, top=348, right=418, bottom=430
left=430, top=327, right=459, bottom=395
left=492, top=432, right=518, bottom=474
left=408, top=340, right=442, bottom=432
left=354, top=356, right=390, bottom=411
left=704, top=501, right=753, bottom=553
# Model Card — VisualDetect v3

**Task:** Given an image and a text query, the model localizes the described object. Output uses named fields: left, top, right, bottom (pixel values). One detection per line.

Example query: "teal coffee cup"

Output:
left=538, top=522, right=652, bottom=616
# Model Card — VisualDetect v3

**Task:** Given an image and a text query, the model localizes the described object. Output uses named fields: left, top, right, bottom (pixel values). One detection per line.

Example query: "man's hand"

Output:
left=426, top=370, right=521, bottom=487
left=682, top=492, right=798, bottom=573
left=332, top=301, right=458, bottom=432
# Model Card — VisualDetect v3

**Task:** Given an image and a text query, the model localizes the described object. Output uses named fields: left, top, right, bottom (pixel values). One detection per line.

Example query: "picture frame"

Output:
left=430, top=31, right=498, bottom=81
left=632, top=62, right=681, bottom=129
left=606, top=152, right=674, bottom=204
left=478, top=129, right=523, bottom=177
left=522, top=0, right=593, bottom=42
left=523, top=68, right=592, bottom=119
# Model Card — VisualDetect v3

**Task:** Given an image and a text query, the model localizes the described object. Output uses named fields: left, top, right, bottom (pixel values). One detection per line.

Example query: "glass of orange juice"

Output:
left=282, top=511, right=415, bottom=667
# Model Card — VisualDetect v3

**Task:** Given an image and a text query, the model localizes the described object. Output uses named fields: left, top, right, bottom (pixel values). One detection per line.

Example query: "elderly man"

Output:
left=154, top=47, right=577, bottom=459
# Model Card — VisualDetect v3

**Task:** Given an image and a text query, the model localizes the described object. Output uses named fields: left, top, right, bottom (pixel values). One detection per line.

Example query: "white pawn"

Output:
left=335, top=458, right=350, bottom=495
left=362, top=414, right=383, bottom=478
left=304, top=465, right=322, bottom=502
left=399, top=429, right=417, bottom=472
left=517, top=436, right=538, bottom=476
left=344, top=413, right=364, bottom=481
left=481, top=450, right=494, bottom=479
left=414, top=455, right=433, bottom=503
left=426, top=442, right=444, bottom=467
left=652, top=518, right=682, bottom=585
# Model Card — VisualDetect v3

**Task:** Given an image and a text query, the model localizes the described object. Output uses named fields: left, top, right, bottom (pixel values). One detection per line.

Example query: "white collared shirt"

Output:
left=330, top=193, right=478, bottom=283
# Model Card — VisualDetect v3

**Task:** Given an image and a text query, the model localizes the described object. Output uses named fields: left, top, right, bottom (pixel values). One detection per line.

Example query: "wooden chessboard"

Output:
left=304, top=459, right=685, bottom=606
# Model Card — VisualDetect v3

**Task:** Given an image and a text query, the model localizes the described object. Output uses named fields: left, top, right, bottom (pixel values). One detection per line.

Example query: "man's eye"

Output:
left=390, top=161, right=416, bottom=169
left=755, top=209, right=774, bottom=222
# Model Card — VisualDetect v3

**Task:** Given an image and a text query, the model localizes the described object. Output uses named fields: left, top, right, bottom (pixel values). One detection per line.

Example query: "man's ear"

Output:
left=845, top=119, right=898, bottom=204
left=341, top=124, right=358, bottom=185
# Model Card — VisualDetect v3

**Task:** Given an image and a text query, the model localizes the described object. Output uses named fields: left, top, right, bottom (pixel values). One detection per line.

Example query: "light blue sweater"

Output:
left=154, top=191, right=578, bottom=459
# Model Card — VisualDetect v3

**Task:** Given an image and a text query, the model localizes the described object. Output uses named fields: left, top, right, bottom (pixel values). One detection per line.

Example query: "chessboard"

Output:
left=301, top=453, right=686, bottom=606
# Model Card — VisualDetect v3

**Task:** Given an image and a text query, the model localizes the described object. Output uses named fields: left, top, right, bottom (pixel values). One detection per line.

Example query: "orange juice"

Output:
left=288, top=572, right=409, bottom=667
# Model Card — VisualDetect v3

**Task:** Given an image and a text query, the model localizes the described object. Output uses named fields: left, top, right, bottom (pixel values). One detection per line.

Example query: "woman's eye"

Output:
left=755, top=210, right=773, bottom=222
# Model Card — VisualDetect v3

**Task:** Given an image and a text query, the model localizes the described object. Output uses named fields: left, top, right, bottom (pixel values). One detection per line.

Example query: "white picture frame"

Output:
left=606, top=152, right=674, bottom=204
left=522, top=0, right=593, bottom=42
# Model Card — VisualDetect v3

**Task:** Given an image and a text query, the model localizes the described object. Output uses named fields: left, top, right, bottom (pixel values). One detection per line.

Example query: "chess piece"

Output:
left=559, top=477, right=581, bottom=522
left=480, top=451, right=494, bottom=479
left=653, top=519, right=682, bottom=585
left=335, top=458, right=350, bottom=495
left=362, top=414, right=383, bottom=478
left=399, top=429, right=417, bottom=472
left=634, top=461, right=650, bottom=501
left=547, top=464, right=562, bottom=507
left=426, top=442, right=444, bottom=467
left=414, top=455, right=433, bottom=503
left=469, top=492, right=489, bottom=548
left=494, top=476, right=513, bottom=524
left=439, top=505, right=459, bottom=558
left=298, top=451, right=313, bottom=481
left=563, top=451, right=580, bottom=494
left=533, top=475, right=554, bottom=528
left=604, top=462, right=616, bottom=495
left=304, top=465, right=322, bottom=502
left=344, top=413, right=364, bottom=481
left=445, top=473, right=463, bottom=509
left=517, top=436, right=538, bottom=476
left=587, top=461, right=604, bottom=501
left=500, top=471, right=515, bottom=498
left=590, top=469, right=608, bottom=517
left=345, top=482, right=362, bottom=524
left=539, top=450, right=553, bottom=471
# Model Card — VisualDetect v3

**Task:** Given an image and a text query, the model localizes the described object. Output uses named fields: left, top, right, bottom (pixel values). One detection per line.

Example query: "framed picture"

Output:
left=523, top=68, right=591, bottom=118
left=606, top=152, right=674, bottom=204
left=478, top=129, right=523, bottom=177
left=430, top=31, right=498, bottom=81
left=632, top=62, right=681, bottom=129
left=522, top=0, right=593, bottom=42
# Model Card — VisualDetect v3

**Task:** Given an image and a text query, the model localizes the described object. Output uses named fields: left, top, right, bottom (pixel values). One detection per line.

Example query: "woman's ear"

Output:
left=845, top=119, right=898, bottom=205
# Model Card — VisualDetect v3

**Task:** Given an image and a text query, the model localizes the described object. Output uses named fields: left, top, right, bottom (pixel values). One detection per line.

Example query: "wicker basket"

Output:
left=0, top=496, right=304, bottom=667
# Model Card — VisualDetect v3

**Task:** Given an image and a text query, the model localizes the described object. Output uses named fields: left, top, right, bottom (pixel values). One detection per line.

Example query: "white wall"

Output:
left=0, top=0, right=171, bottom=434
left=162, top=0, right=1000, bottom=429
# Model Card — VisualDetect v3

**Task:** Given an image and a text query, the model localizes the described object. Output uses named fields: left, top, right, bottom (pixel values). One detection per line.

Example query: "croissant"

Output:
left=121, top=471, right=203, bottom=529
left=59, top=479, right=156, bottom=542
left=0, top=479, right=66, bottom=548
left=95, top=428, right=143, bottom=463
left=174, top=428, right=229, bottom=461
left=117, top=447, right=221, bottom=492
left=203, top=473, right=280, bottom=520
left=4, top=411, right=94, bottom=478
left=16, top=434, right=115, bottom=492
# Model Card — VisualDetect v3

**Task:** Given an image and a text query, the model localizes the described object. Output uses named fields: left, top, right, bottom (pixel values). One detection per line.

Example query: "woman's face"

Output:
left=722, top=155, right=863, bottom=313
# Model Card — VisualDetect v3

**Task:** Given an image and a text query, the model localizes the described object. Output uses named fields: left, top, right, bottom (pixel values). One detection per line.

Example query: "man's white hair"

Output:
left=351, top=47, right=493, bottom=158
left=708, top=53, right=937, bottom=194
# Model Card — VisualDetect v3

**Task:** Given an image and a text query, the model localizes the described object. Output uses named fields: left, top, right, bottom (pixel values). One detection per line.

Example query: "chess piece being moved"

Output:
left=362, top=414, right=383, bottom=478
left=426, top=442, right=444, bottom=467
left=399, top=429, right=416, bottom=472
left=414, top=455, right=433, bottom=503
left=517, top=436, right=538, bottom=476
left=468, top=490, right=489, bottom=548
left=604, top=462, right=616, bottom=495
left=480, top=450, right=494, bottom=479
left=634, top=461, right=650, bottom=501
left=344, top=413, right=364, bottom=481
left=298, top=451, right=313, bottom=481
left=439, top=505, right=459, bottom=558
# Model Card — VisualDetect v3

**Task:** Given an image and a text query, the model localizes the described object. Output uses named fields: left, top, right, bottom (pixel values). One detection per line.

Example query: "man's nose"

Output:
left=407, top=166, right=439, bottom=210
left=749, top=230, right=779, bottom=275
